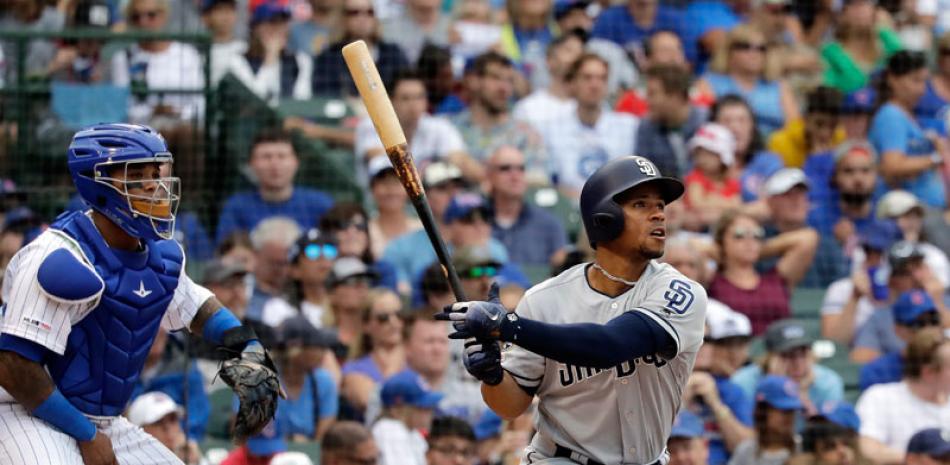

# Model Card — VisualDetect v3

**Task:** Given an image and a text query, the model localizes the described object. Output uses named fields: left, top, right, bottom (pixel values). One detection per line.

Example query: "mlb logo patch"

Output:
left=21, top=317, right=51, bottom=332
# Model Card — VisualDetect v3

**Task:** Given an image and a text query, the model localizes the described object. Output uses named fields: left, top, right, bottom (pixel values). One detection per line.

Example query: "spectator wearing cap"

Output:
left=916, top=32, right=950, bottom=135
left=287, top=229, right=338, bottom=328
left=426, top=416, right=478, bottom=465
left=906, top=428, right=950, bottom=465
left=354, top=71, right=474, bottom=182
left=877, top=190, right=950, bottom=287
left=636, top=64, right=708, bottom=179
left=448, top=244, right=529, bottom=303
left=228, top=0, right=313, bottom=104
left=203, top=258, right=250, bottom=319
left=820, top=0, right=902, bottom=94
left=840, top=87, right=877, bottom=139
left=200, top=0, right=246, bottom=86
left=806, top=140, right=881, bottom=246
left=709, top=210, right=817, bottom=335
left=856, top=328, right=950, bottom=464
left=274, top=315, right=340, bottom=441
left=511, top=33, right=582, bottom=132
left=130, top=329, right=210, bottom=441
left=768, top=86, right=847, bottom=169
left=698, top=24, right=801, bottom=137
left=110, top=0, right=205, bottom=125
left=373, top=370, right=444, bottom=465
left=686, top=300, right=755, bottom=465
left=221, top=417, right=287, bottom=465
left=487, top=146, right=568, bottom=270
left=366, top=157, right=422, bottom=259
left=668, top=410, right=711, bottom=465
left=592, top=0, right=692, bottom=63
left=127, top=391, right=204, bottom=465
left=450, top=52, right=549, bottom=185
left=380, top=0, right=451, bottom=63
left=321, top=421, right=380, bottom=465
left=790, top=401, right=869, bottom=465
left=311, top=0, right=409, bottom=96
left=319, top=202, right=398, bottom=292
left=244, top=216, right=301, bottom=326
left=341, top=288, right=406, bottom=418
left=728, top=375, right=803, bottom=465
left=684, top=122, right=742, bottom=229
left=819, top=221, right=900, bottom=346
left=871, top=51, right=950, bottom=209
left=215, top=129, right=334, bottom=246
left=733, top=320, right=844, bottom=415
left=756, top=168, right=848, bottom=288
left=326, top=257, right=380, bottom=358
left=856, top=289, right=946, bottom=390
left=537, top=53, right=638, bottom=198
left=553, top=4, right=639, bottom=100
left=709, top=95, right=786, bottom=204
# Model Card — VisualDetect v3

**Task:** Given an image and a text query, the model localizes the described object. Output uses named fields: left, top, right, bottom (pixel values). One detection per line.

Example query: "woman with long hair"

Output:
left=821, top=0, right=902, bottom=93
left=320, top=202, right=399, bottom=291
left=915, top=32, right=950, bottom=133
left=709, top=210, right=817, bottom=335
left=710, top=95, right=786, bottom=203
left=699, top=25, right=800, bottom=136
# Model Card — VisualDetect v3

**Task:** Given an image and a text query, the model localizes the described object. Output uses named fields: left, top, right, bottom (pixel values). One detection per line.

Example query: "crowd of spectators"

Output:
left=4, top=0, right=950, bottom=464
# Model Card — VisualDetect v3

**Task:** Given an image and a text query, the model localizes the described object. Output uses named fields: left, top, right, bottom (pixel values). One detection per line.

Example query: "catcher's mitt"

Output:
left=218, top=348, right=282, bottom=442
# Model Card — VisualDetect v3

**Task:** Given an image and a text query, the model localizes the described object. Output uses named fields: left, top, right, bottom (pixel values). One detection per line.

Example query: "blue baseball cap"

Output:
left=814, top=400, right=860, bottom=431
left=755, top=375, right=803, bottom=411
left=246, top=418, right=287, bottom=457
left=670, top=410, right=705, bottom=439
left=842, top=87, right=876, bottom=114
left=381, top=370, right=444, bottom=409
left=250, top=0, right=291, bottom=25
left=474, top=409, right=503, bottom=440
left=443, top=192, right=490, bottom=223
left=892, top=289, right=937, bottom=326
left=859, top=220, right=901, bottom=252
left=908, top=429, right=950, bottom=458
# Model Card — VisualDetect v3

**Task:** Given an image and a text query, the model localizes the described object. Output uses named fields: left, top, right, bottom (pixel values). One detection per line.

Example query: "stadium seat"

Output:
left=206, top=388, right=234, bottom=440
left=790, top=288, right=826, bottom=320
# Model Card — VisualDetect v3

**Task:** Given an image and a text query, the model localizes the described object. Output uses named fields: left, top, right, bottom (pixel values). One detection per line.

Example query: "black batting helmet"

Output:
left=580, top=156, right=684, bottom=248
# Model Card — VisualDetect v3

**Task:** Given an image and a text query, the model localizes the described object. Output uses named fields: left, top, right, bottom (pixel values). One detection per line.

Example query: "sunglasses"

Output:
left=731, top=41, right=768, bottom=53
left=333, top=219, right=368, bottom=232
left=731, top=226, right=765, bottom=240
left=339, top=275, right=373, bottom=287
left=430, top=445, right=476, bottom=457
left=345, top=7, right=375, bottom=16
left=304, top=243, right=338, bottom=260
left=461, top=265, right=499, bottom=279
left=493, top=163, right=525, bottom=173
left=131, top=9, right=162, bottom=22
left=373, top=311, right=400, bottom=324
left=904, top=311, right=940, bottom=329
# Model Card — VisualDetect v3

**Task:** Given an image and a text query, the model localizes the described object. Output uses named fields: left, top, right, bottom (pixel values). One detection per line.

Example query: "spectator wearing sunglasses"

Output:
left=856, top=329, right=950, bottom=464
left=857, top=289, right=946, bottom=391
left=327, top=258, right=381, bottom=358
left=487, top=146, right=568, bottom=271
left=709, top=210, right=818, bottom=335
left=852, top=241, right=950, bottom=364
left=287, top=229, right=339, bottom=329
left=320, top=202, right=398, bottom=292
left=321, top=421, right=380, bottom=465
left=341, top=288, right=407, bottom=419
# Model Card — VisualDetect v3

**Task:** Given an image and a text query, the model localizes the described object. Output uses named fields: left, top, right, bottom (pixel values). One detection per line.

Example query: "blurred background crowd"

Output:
left=2, top=0, right=950, bottom=464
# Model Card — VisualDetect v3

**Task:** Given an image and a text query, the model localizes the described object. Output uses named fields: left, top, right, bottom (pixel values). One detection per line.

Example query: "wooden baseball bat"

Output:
left=342, top=40, right=468, bottom=303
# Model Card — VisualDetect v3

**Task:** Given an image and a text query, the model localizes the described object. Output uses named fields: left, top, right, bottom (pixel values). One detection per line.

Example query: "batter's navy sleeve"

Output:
left=511, top=311, right=676, bottom=369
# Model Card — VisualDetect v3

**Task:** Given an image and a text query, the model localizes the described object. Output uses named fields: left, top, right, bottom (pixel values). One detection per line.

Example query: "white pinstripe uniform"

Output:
left=0, top=225, right=213, bottom=465
left=502, top=262, right=707, bottom=465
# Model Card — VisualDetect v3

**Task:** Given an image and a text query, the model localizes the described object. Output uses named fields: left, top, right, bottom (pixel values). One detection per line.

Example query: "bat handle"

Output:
left=410, top=195, right=468, bottom=302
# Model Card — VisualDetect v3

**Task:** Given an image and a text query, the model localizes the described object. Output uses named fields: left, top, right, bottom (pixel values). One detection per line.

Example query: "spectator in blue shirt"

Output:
left=275, top=315, right=340, bottom=441
left=591, top=0, right=693, bottom=63
left=487, top=146, right=567, bottom=270
left=215, top=129, right=334, bottom=245
left=709, top=95, right=785, bottom=203
left=869, top=50, right=949, bottom=209
left=682, top=0, right=743, bottom=67
left=857, top=289, right=944, bottom=391
left=914, top=33, right=950, bottom=135
left=807, top=140, right=880, bottom=247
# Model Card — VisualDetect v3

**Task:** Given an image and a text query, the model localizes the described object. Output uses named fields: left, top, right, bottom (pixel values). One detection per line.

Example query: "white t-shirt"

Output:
left=820, top=278, right=877, bottom=331
left=228, top=51, right=313, bottom=104
left=372, top=417, right=427, bottom=465
left=355, top=114, right=465, bottom=183
left=260, top=296, right=297, bottom=329
left=538, top=110, right=639, bottom=193
left=110, top=42, right=205, bottom=123
left=512, top=89, right=576, bottom=132
left=209, top=40, right=247, bottom=86
left=856, top=381, right=950, bottom=453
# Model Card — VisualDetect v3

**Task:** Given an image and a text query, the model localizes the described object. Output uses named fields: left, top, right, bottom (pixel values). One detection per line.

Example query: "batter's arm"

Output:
left=481, top=372, right=533, bottom=420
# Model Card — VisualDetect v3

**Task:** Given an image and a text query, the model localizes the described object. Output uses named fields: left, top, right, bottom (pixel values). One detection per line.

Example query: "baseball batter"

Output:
left=438, top=156, right=707, bottom=465
left=0, top=124, right=280, bottom=465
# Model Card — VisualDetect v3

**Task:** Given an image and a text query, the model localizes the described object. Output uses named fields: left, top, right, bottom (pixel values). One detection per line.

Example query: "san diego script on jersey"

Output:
left=502, top=261, right=707, bottom=465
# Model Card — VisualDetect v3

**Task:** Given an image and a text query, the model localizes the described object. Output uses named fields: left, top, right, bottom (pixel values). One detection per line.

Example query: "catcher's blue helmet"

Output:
left=580, top=156, right=684, bottom=248
left=68, top=123, right=180, bottom=241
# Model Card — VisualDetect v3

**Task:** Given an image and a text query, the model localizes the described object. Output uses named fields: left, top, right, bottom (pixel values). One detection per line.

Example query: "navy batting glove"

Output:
left=463, top=339, right=503, bottom=385
left=435, top=283, right=521, bottom=341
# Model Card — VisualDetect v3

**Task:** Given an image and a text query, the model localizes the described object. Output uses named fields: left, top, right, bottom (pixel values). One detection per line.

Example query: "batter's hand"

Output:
left=435, top=283, right=519, bottom=341
left=79, top=431, right=118, bottom=465
left=462, top=339, right=504, bottom=385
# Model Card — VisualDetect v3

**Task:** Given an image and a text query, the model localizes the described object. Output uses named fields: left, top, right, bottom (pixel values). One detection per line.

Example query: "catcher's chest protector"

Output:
left=46, top=212, right=183, bottom=416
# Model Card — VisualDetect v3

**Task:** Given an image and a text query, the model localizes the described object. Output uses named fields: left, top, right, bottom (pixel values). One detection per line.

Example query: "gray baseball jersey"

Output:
left=502, top=261, right=707, bottom=465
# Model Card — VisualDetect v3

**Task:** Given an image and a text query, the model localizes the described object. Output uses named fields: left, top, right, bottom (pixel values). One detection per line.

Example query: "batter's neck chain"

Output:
left=591, top=262, right=638, bottom=287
